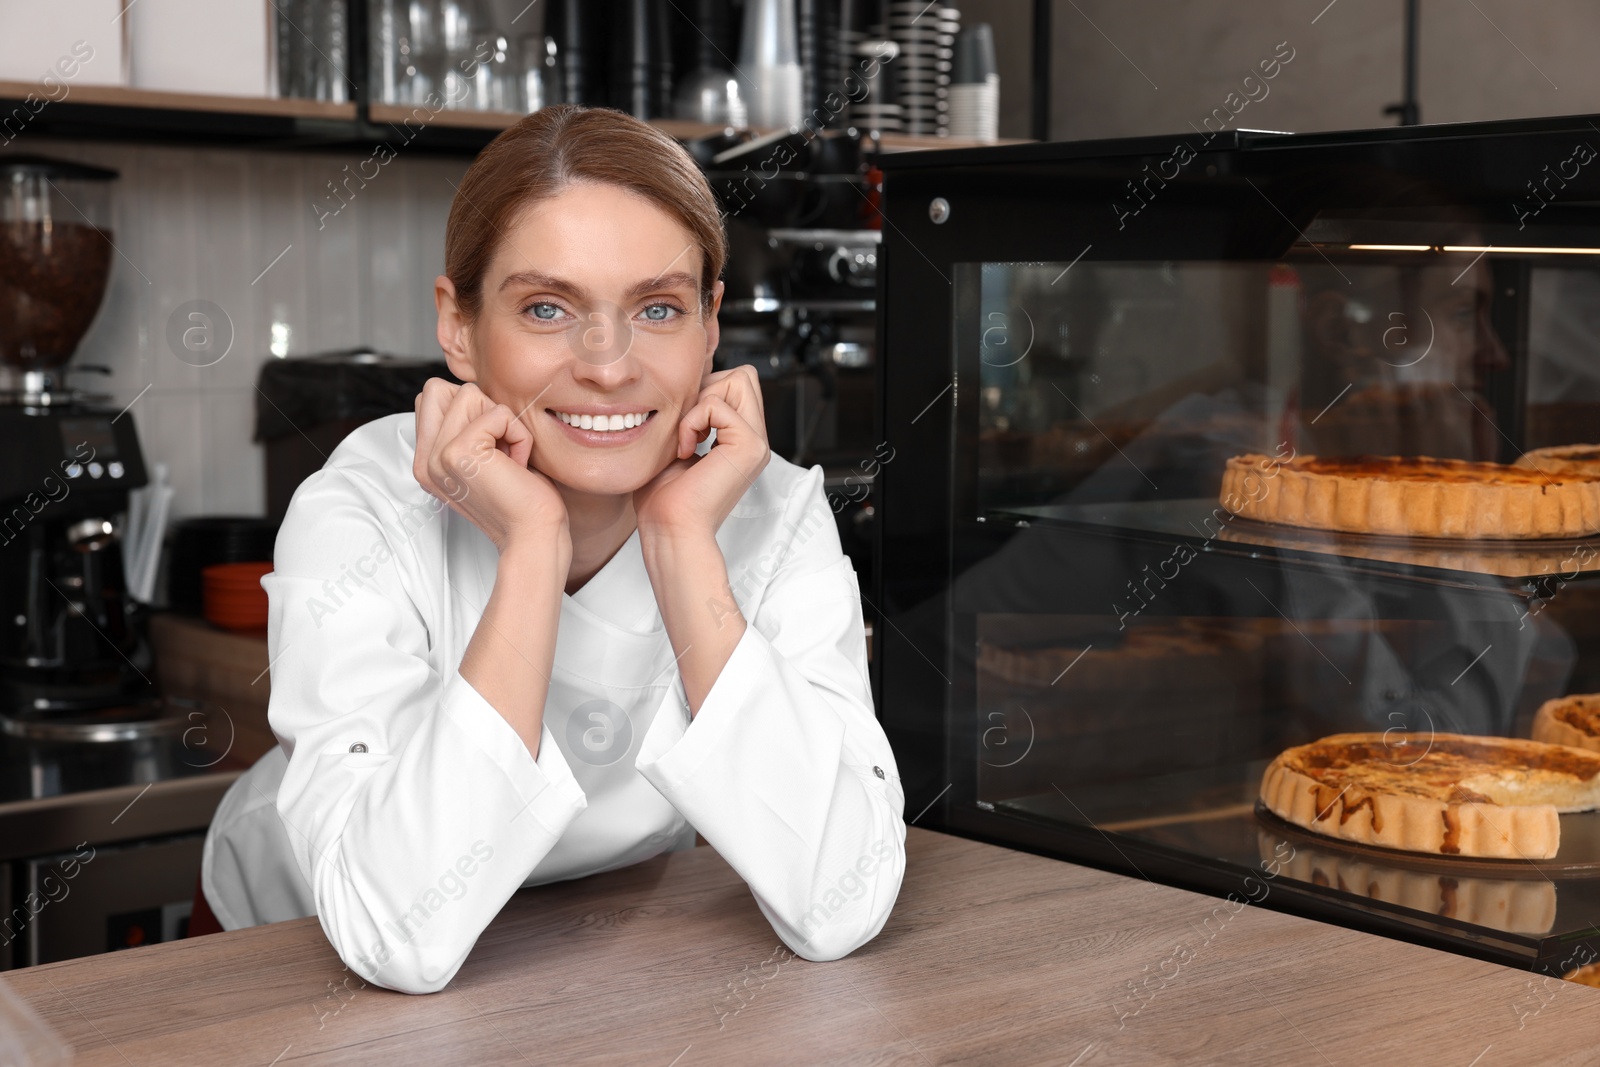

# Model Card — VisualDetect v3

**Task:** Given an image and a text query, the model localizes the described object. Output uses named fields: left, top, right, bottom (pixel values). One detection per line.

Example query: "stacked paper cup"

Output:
left=948, top=22, right=998, bottom=141
left=739, top=0, right=805, bottom=128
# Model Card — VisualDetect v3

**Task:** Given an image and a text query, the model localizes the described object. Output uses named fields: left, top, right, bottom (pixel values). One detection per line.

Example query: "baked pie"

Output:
left=1258, top=733, right=1600, bottom=859
left=1532, top=694, right=1600, bottom=754
left=1221, top=454, right=1600, bottom=539
left=1516, top=444, right=1600, bottom=478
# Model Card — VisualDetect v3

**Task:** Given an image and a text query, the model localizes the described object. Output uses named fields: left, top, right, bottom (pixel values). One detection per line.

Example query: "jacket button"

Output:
left=349, top=742, right=368, bottom=753
left=873, top=766, right=885, bottom=779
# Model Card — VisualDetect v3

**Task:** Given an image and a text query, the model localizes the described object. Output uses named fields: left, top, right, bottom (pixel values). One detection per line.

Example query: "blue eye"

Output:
left=528, top=302, right=564, bottom=321
left=641, top=303, right=681, bottom=322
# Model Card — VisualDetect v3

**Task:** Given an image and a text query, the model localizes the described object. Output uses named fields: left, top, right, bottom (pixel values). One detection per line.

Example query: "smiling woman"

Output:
left=199, top=104, right=906, bottom=997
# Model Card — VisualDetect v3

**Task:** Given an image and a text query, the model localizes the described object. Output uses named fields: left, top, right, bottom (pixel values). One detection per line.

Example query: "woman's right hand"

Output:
left=413, top=378, right=569, bottom=554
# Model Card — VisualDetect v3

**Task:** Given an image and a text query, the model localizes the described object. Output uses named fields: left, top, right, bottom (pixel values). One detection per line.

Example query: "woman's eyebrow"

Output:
left=497, top=269, right=698, bottom=303
left=625, top=271, right=698, bottom=300
left=499, top=269, right=589, bottom=300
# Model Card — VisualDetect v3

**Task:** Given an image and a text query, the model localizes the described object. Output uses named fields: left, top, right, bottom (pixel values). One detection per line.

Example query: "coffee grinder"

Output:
left=0, top=156, right=156, bottom=726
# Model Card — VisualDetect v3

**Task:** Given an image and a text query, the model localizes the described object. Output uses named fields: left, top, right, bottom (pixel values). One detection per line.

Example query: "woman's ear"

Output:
left=701, top=279, right=724, bottom=377
left=435, top=274, right=478, bottom=383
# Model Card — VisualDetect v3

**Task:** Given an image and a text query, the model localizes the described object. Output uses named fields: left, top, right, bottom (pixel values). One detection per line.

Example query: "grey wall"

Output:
left=969, top=0, right=1593, bottom=143
left=954, top=0, right=1039, bottom=140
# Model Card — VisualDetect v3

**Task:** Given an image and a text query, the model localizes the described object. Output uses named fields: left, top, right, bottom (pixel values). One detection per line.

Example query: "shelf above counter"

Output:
left=0, top=80, right=359, bottom=147
left=0, top=81, right=358, bottom=119
left=721, top=297, right=876, bottom=314
left=0, top=81, right=1030, bottom=156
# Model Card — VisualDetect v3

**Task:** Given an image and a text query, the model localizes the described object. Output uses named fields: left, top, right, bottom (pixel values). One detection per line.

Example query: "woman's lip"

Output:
left=545, top=408, right=657, bottom=446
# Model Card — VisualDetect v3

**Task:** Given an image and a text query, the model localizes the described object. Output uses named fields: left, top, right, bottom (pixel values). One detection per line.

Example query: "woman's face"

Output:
left=436, top=182, right=722, bottom=497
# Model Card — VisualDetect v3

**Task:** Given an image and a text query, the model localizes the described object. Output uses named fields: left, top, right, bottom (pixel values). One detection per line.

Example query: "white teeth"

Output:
left=553, top=410, right=650, bottom=433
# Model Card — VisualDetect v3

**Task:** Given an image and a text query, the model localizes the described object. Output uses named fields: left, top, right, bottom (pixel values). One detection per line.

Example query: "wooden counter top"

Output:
left=6, top=828, right=1598, bottom=1064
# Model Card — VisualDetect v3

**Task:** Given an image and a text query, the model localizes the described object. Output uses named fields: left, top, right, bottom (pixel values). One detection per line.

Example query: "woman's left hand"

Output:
left=634, top=365, right=770, bottom=539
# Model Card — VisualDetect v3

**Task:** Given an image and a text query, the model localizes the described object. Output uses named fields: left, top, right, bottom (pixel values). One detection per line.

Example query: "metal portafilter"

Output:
left=66, top=518, right=117, bottom=552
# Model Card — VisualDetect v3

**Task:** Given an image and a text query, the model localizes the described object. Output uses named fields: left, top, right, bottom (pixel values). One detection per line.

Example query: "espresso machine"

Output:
left=0, top=156, right=157, bottom=728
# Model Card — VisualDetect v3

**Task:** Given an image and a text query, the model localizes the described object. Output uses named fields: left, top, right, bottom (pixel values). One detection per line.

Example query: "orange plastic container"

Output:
left=201, top=561, right=272, bottom=631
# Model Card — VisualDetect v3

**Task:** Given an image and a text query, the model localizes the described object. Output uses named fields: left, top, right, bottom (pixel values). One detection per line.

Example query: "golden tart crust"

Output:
left=1221, top=453, right=1600, bottom=540
left=1258, top=732, right=1600, bottom=860
left=1532, top=693, right=1600, bottom=754
left=1566, top=961, right=1600, bottom=988
left=1516, top=443, right=1600, bottom=478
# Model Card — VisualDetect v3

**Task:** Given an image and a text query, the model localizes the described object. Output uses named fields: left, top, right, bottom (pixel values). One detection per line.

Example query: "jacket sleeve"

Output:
left=263, top=464, right=587, bottom=995
left=634, top=468, right=907, bottom=960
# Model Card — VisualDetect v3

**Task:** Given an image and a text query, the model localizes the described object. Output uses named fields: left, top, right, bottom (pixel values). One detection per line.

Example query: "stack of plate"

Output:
left=849, top=37, right=901, bottom=131
left=798, top=0, right=841, bottom=116
left=167, top=516, right=279, bottom=614
left=839, top=0, right=890, bottom=130
left=887, top=2, right=957, bottom=136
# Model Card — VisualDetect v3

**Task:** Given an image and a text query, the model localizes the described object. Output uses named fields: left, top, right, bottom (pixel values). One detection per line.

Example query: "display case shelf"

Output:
left=993, top=499, right=1600, bottom=585
left=997, top=784, right=1600, bottom=971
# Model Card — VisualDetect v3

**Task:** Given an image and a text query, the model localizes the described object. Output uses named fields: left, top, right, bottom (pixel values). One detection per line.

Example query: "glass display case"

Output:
left=874, top=116, right=1600, bottom=976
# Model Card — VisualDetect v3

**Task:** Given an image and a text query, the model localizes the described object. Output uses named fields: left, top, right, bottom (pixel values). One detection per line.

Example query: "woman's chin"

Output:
left=541, top=462, right=660, bottom=499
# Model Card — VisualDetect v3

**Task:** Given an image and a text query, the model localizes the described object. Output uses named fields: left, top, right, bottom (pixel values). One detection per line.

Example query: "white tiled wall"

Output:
left=2, top=140, right=469, bottom=520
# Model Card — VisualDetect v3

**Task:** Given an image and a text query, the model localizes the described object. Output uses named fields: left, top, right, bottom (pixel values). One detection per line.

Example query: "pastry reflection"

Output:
left=975, top=616, right=1267, bottom=799
left=1296, top=246, right=1510, bottom=462
left=1256, top=828, right=1557, bottom=935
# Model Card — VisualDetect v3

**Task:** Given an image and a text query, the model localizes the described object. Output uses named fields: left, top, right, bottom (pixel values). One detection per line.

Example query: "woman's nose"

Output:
left=567, top=307, right=642, bottom=385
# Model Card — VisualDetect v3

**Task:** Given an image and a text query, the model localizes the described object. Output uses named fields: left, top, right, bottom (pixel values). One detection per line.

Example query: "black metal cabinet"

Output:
left=874, top=115, right=1600, bottom=975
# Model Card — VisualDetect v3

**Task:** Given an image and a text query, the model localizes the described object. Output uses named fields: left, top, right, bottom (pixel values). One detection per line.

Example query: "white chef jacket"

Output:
left=200, top=413, right=906, bottom=994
